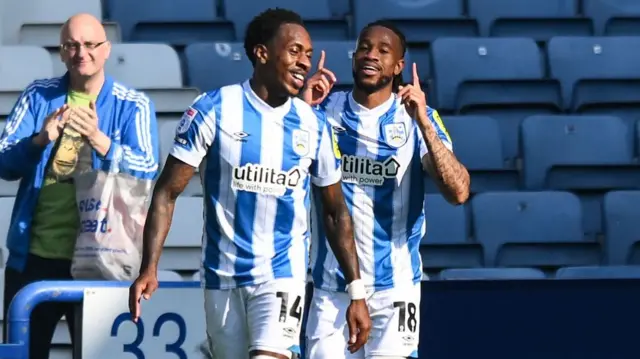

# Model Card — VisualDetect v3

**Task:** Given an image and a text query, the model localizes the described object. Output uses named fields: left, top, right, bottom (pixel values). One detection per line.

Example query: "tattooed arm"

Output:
left=419, top=113, right=471, bottom=205
left=140, top=156, right=194, bottom=273
left=397, top=63, right=470, bottom=205
left=130, top=92, right=214, bottom=321
left=315, top=183, right=360, bottom=282
left=129, top=156, right=195, bottom=321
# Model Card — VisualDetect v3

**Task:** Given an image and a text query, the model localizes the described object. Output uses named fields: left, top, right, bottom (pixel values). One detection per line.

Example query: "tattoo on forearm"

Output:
left=320, top=185, right=361, bottom=282
left=140, top=157, right=195, bottom=272
left=423, top=126, right=470, bottom=204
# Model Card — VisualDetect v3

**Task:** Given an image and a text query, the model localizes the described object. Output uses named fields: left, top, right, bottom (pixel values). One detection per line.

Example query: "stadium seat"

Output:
left=192, top=271, right=201, bottom=282
left=472, top=191, right=600, bottom=267
left=159, top=197, right=203, bottom=270
left=352, top=0, right=477, bottom=43
left=431, top=37, right=561, bottom=163
left=106, top=0, right=232, bottom=44
left=420, top=194, right=483, bottom=270
left=556, top=265, right=640, bottom=279
left=106, top=44, right=199, bottom=113
left=468, top=0, right=590, bottom=40
left=521, top=115, right=639, bottom=190
left=184, top=42, right=252, bottom=91
left=224, top=0, right=349, bottom=40
left=158, top=117, right=202, bottom=196
left=583, top=0, right=640, bottom=35
left=440, top=116, right=517, bottom=192
left=548, top=36, right=640, bottom=112
left=0, top=46, right=53, bottom=116
left=604, top=191, right=640, bottom=265
left=0, top=197, right=14, bottom=265
left=1, top=0, right=120, bottom=46
left=157, top=270, right=183, bottom=281
left=439, top=267, right=546, bottom=280
left=0, top=121, right=19, bottom=196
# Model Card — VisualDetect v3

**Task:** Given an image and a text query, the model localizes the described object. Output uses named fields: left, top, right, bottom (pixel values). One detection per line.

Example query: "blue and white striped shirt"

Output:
left=171, top=81, right=342, bottom=290
left=311, top=91, right=452, bottom=292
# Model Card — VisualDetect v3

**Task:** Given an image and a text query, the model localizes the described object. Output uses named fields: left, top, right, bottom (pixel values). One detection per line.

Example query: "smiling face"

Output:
left=352, top=25, right=404, bottom=94
left=258, top=23, right=313, bottom=97
left=59, top=14, right=110, bottom=79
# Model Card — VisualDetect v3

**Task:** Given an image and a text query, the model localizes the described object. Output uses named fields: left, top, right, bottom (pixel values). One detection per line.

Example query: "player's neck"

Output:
left=249, top=78, right=288, bottom=108
left=69, top=71, right=105, bottom=96
left=352, top=87, right=393, bottom=110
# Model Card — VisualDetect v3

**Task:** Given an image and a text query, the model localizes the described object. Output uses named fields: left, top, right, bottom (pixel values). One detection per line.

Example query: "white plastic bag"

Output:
left=71, top=169, right=153, bottom=281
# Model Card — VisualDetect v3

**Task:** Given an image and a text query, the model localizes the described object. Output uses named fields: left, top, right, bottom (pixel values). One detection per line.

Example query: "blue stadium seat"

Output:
left=439, top=267, right=546, bottom=280
left=521, top=115, right=639, bottom=190
left=106, top=0, right=233, bottom=44
left=106, top=44, right=198, bottom=113
left=2, top=0, right=120, bottom=46
left=432, top=38, right=561, bottom=164
left=468, top=0, right=590, bottom=41
left=604, top=191, right=640, bottom=265
left=421, top=194, right=482, bottom=269
left=224, top=0, right=348, bottom=40
left=352, top=0, right=477, bottom=43
left=548, top=36, right=640, bottom=112
left=583, top=0, right=640, bottom=35
left=160, top=197, right=204, bottom=270
left=184, top=42, right=253, bottom=91
left=556, top=265, right=640, bottom=279
left=0, top=46, right=53, bottom=116
left=440, top=116, right=517, bottom=192
left=472, top=191, right=600, bottom=267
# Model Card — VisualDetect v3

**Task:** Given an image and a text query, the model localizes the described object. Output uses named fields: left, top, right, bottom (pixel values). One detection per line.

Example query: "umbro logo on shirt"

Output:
left=233, top=132, right=249, bottom=141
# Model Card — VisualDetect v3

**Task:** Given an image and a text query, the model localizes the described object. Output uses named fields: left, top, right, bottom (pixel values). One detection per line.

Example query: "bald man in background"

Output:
left=0, top=13, right=159, bottom=358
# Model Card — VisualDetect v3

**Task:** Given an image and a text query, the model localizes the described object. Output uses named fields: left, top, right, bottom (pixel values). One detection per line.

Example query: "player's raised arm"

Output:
left=129, top=94, right=216, bottom=321
left=398, top=63, right=470, bottom=204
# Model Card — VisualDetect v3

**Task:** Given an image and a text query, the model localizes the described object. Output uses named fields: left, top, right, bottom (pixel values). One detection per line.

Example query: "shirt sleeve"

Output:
left=169, top=93, right=217, bottom=168
left=419, top=107, right=453, bottom=158
left=310, top=114, right=342, bottom=187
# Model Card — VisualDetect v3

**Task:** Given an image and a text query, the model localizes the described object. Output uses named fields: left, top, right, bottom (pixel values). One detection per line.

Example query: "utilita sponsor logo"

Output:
left=341, top=155, right=400, bottom=186
left=231, top=164, right=302, bottom=196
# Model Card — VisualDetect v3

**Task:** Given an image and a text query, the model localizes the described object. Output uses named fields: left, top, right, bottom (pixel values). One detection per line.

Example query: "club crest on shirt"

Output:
left=176, top=107, right=197, bottom=135
left=382, top=123, right=408, bottom=148
left=292, top=129, right=310, bottom=156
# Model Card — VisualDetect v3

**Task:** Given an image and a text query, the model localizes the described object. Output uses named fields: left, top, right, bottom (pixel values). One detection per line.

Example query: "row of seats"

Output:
left=4, top=0, right=640, bottom=44
left=422, top=190, right=640, bottom=269
left=3, top=36, right=640, bottom=114
left=2, top=189, right=640, bottom=272
left=1, top=113, right=637, bottom=196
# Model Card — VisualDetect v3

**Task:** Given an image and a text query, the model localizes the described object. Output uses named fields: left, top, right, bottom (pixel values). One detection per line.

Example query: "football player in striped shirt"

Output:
left=303, top=21, right=471, bottom=359
left=128, top=8, right=371, bottom=359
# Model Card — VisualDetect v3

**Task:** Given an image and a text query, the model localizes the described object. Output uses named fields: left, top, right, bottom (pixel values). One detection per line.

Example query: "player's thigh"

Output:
left=306, top=324, right=364, bottom=359
left=366, top=283, right=421, bottom=358
left=247, top=278, right=307, bottom=358
left=204, top=288, right=250, bottom=359
left=305, top=288, right=355, bottom=358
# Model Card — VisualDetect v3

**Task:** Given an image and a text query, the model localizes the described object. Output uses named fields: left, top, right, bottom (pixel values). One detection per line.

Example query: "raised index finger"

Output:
left=317, top=50, right=326, bottom=70
left=412, top=62, right=420, bottom=88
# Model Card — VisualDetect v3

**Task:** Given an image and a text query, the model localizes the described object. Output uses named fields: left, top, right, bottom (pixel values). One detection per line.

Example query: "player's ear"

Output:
left=254, top=44, right=269, bottom=65
left=394, top=58, right=405, bottom=77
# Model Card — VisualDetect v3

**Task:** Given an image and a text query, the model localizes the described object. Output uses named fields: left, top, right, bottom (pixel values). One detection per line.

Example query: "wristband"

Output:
left=346, top=279, right=366, bottom=300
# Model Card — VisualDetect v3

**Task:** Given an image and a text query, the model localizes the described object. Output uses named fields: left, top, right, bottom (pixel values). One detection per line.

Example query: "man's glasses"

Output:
left=60, top=41, right=107, bottom=52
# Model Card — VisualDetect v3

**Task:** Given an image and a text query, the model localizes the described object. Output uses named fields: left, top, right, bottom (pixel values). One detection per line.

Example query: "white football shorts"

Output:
left=204, top=278, right=306, bottom=359
left=305, top=282, right=421, bottom=359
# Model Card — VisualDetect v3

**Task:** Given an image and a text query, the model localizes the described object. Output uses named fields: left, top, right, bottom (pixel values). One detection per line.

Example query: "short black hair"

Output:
left=244, top=8, right=305, bottom=66
left=359, top=20, right=407, bottom=92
